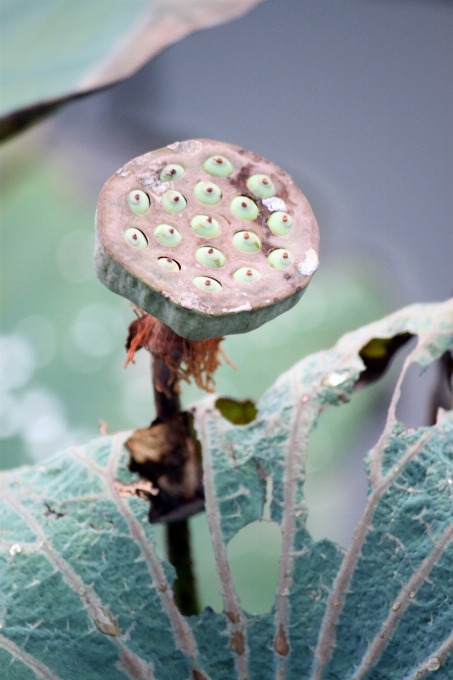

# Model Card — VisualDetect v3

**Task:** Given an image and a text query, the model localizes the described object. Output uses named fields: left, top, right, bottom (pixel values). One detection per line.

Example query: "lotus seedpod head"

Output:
left=95, top=139, right=320, bottom=340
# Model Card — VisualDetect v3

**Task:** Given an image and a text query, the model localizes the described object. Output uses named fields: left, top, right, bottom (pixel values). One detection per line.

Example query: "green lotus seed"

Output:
left=162, top=190, right=187, bottom=213
left=154, top=224, right=182, bottom=247
left=232, top=267, right=261, bottom=282
left=203, top=155, right=233, bottom=177
left=196, top=246, right=226, bottom=269
left=232, top=230, right=261, bottom=253
left=267, top=211, right=294, bottom=236
left=160, top=164, right=185, bottom=182
left=190, top=214, right=221, bottom=237
left=125, top=228, right=148, bottom=249
left=193, top=276, right=222, bottom=292
left=230, top=196, right=259, bottom=220
left=194, top=181, right=223, bottom=205
left=246, top=174, right=275, bottom=199
left=267, top=248, right=293, bottom=269
left=158, top=257, right=180, bottom=272
left=128, top=190, right=150, bottom=214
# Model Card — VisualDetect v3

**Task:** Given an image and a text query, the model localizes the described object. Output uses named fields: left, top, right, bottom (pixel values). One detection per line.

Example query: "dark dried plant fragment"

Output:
left=125, top=308, right=234, bottom=396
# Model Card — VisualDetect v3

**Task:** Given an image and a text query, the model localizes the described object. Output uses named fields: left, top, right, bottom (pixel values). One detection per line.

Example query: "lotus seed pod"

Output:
left=95, top=139, right=319, bottom=340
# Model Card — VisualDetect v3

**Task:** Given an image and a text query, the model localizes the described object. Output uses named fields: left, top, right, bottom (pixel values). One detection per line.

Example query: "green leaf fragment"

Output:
left=1, top=299, right=453, bottom=679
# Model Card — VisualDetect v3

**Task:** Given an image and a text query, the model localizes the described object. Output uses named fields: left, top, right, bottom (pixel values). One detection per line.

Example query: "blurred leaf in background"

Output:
left=0, top=0, right=265, bottom=140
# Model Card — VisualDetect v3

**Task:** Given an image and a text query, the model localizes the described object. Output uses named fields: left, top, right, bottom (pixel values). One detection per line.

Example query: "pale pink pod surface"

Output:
left=95, top=139, right=319, bottom=340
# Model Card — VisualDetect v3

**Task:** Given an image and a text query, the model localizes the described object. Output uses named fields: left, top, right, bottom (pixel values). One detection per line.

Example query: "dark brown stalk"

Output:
left=152, top=353, right=200, bottom=616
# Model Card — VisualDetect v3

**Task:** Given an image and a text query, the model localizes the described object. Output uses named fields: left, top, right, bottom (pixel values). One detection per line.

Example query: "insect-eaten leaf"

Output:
left=0, top=298, right=452, bottom=679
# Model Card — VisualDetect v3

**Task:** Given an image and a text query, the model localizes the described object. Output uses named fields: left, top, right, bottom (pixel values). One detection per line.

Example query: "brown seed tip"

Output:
left=207, top=187, right=213, bottom=193
left=170, top=168, right=176, bottom=175
left=205, top=280, right=211, bottom=286
left=241, top=201, right=247, bottom=208
left=169, top=228, right=174, bottom=233
left=282, top=215, right=288, bottom=222
left=243, top=233, right=250, bottom=240
left=208, top=248, right=214, bottom=254
left=262, top=178, right=269, bottom=184
left=174, top=196, right=180, bottom=201
left=132, top=233, right=137, bottom=240
left=246, top=269, right=252, bottom=276
left=283, top=252, right=289, bottom=259
left=215, top=157, right=223, bottom=163
left=166, top=257, right=172, bottom=262
left=207, top=217, right=212, bottom=223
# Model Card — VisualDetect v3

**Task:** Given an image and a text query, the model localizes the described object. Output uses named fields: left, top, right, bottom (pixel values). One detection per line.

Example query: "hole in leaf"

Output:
left=395, top=350, right=453, bottom=428
left=227, top=519, right=282, bottom=614
left=305, top=335, right=420, bottom=547
left=215, top=397, right=257, bottom=424
left=356, top=332, right=413, bottom=388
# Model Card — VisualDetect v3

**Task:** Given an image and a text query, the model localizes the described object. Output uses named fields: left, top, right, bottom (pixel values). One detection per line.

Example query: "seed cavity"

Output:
left=267, top=211, right=294, bottom=236
left=196, top=246, right=226, bottom=269
left=190, top=215, right=221, bottom=237
left=154, top=224, right=182, bottom=247
left=194, top=181, right=222, bottom=205
left=160, top=163, right=185, bottom=182
left=246, top=174, right=275, bottom=199
left=230, top=195, right=259, bottom=221
left=233, top=267, right=261, bottom=282
left=162, top=190, right=187, bottom=213
left=158, top=257, right=181, bottom=272
left=203, top=155, right=233, bottom=177
left=267, top=248, right=293, bottom=269
left=193, top=276, right=222, bottom=292
left=128, top=189, right=150, bottom=214
left=125, top=228, right=148, bottom=249
left=233, top=230, right=261, bottom=253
